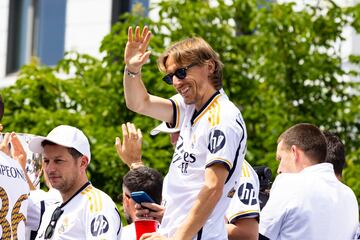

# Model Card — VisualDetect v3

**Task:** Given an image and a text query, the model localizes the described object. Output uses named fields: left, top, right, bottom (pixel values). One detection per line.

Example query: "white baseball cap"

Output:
left=150, top=122, right=180, bottom=136
left=29, top=125, right=91, bottom=163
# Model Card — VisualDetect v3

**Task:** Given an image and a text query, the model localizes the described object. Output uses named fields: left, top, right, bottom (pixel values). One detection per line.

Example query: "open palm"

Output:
left=124, top=26, right=152, bottom=72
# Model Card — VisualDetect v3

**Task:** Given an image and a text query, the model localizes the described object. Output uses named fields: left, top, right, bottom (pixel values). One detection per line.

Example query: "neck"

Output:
left=195, top=88, right=217, bottom=111
left=61, top=176, right=88, bottom=203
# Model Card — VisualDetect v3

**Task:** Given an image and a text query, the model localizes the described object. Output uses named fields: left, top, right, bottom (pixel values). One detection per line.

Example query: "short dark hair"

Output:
left=323, top=131, right=345, bottom=177
left=41, top=140, right=83, bottom=159
left=123, top=167, right=163, bottom=205
left=0, top=95, right=4, bottom=121
left=278, top=123, right=327, bottom=164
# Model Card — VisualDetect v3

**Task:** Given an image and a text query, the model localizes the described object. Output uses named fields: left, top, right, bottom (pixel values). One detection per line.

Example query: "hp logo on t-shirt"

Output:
left=208, top=129, right=226, bottom=154
left=90, top=215, right=109, bottom=237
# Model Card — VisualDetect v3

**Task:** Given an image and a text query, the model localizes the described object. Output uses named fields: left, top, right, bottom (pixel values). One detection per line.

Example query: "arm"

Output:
left=173, top=164, right=228, bottom=239
left=227, top=218, right=258, bottom=240
left=115, top=122, right=144, bottom=169
left=10, top=132, right=36, bottom=190
left=124, top=26, right=173, bottom=122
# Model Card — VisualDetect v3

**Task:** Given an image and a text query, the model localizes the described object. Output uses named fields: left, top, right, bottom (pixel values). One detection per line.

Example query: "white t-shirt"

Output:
left=0, top=151, right=30, bottom=240
left=260, top=163, right=359, bottom=240
left=35, top=182, right=122, bottom=239
left=120, top=223, right=135, bottom=240
left=26, top=188, right=62, bottom=239
left=161, top=91, right=247, bottom=240
left=226, top=160, right=260, bottom=223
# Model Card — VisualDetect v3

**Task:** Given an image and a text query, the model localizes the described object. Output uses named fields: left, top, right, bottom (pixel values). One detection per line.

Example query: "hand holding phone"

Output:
left=131, top=191, right=155, bottom=204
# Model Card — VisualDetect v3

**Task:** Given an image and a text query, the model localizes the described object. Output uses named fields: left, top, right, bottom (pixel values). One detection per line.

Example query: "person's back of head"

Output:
left=323, top=130, right=345, bottom=179
left=123, top=166, right=163, bottom=205
left=278, top=123, right=327, bottom=164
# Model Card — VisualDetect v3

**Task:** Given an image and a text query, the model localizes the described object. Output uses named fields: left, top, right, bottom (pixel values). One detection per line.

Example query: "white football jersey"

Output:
left=26, top=188, right=62, bottom=239
left=0, top=151, right=30, bottom=240
left=120, top=223, right=135, bottom=240
left=161, top=91, right=247, bottom=240
left=226, top=160, right=260, bottom=223
left=260, top=163, right=359, bottom=240
left=35, top=182, right=122, bottom=239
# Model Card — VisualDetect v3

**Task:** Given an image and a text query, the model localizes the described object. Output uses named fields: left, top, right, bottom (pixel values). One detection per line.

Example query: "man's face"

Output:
left=165, top=56, right=215, bottom=110
left=276, top=140, right=298, bottom=174
left=122, top=186, right=135, bottom=224
left=43, top=144, right=80, bottom=195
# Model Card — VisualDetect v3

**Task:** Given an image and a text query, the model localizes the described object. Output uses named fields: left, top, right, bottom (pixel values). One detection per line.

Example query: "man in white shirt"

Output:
left=0, top=96, right=30, bottom=240
left=120, top=166, right=163, bottom=240
left=123, top=26, right=246, bottom=240
left=118, top=121, right=258, bottom=240
left=259, top=123, right=359, bottom=240
left=28, top=125, right=122, bottom=239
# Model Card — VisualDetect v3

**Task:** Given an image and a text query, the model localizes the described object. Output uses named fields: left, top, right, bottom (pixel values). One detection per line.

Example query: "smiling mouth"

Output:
left=179, top=87, right=190, bottom=95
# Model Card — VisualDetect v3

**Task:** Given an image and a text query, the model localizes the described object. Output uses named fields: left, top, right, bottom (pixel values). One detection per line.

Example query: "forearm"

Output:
left=226, top=218, right=259, bottom=240
left=173, top=165, right=228, bottom=240
left=123, top=67, right=150, bottom=113
left=173, top=184, right=223, bottom=240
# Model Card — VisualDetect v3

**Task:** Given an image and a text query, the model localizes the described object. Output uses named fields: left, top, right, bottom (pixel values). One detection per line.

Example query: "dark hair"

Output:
left=323, top=131, right=345, bottom=177
left=0, top=95, right=4, bottom=121
left=123, top=166, right=163, bottom=205
left=158, top=37, right=224, bottom=90
left=278, top=123, right=327, bottom=164
left=41, top=140, right=83, bottom=159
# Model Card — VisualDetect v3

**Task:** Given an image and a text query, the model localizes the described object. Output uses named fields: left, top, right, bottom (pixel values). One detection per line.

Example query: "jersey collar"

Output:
left=60, top=181, right=91, bottom=208
left=190, top=90, right=221, bottom=126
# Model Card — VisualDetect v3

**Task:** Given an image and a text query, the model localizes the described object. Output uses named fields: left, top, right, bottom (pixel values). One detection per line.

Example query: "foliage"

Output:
left=1, top=0, right=360, bottom=203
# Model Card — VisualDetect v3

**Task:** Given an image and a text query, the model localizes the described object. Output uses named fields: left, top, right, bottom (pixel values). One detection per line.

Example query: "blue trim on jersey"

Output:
left=225, top=120, right=245, bottom=184
left=169, top=98, right=177, bottom=128
left=205, top=160, right=231, bottom=171
left=115, top=207, right=122, bottom=235
left=229, top=212, right=260, bottom=224
left=190, top=91, right=220, bottom=125
left=197, top=227, right=203, bottom=240
left=259, top=233, right=270, bottom=240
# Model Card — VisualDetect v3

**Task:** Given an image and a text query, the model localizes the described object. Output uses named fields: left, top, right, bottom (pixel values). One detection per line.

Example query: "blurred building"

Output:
left=0, top=0, right=149, bottom=88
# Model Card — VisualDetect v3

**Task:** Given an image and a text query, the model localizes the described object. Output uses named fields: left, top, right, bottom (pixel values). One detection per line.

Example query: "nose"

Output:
left=172, top=75, right=183, bottom=88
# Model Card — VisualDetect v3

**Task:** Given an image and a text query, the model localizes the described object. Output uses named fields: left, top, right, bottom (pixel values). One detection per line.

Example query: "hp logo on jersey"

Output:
left=238, top=183, right=257, bottom=205
left=208, top=129, right=226, bottom=154
left=90, top=215, right=109, bottom=237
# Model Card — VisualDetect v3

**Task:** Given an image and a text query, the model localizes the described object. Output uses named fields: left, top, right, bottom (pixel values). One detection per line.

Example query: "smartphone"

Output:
left=130, top=191, right=155, bottom=204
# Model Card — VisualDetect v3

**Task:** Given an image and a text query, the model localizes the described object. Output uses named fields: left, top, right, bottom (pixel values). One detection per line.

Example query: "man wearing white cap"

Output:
left=29, top=125, right=122, bottom=239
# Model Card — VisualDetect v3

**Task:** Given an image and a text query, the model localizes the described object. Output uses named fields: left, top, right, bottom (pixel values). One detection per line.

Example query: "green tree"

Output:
left=1, top=0, right=360, bottom=204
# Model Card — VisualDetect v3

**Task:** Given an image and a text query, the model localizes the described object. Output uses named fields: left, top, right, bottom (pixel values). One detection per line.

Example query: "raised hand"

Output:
left=115, top=122, right=143, bottom=169
left=9, top=132, right=27, bottom=170
left=124, top=26, right=152, bottom=73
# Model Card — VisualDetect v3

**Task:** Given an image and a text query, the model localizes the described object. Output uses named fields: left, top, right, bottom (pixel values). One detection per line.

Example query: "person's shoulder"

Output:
left=81, top=185, right=117, bottom=208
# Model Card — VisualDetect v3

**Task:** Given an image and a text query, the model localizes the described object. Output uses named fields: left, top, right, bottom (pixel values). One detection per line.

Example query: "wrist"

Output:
left=130, top=161, right=144, bottom=169
left=125, top=66, right=141, bottom=76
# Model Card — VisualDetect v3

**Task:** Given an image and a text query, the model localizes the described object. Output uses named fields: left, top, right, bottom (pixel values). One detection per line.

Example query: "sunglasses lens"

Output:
left=162, top=75, right=173, bottom=85
left=175, top=68, right=187, bottom=79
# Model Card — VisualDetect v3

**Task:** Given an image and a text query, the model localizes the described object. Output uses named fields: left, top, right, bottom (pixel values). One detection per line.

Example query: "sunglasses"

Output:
left=162, top=63, right=197, bottom=85
left=44, top=206, right=64, bottom=239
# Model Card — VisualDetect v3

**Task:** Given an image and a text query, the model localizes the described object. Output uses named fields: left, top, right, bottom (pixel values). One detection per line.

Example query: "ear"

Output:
left=207, top=60, right=215, bottom=74
left=291, top=145, right=300, bottom=162
left=80, top=156, right=89, bottom=169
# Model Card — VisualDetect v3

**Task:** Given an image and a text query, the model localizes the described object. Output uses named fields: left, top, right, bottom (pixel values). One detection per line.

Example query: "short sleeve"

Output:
left=205, top=114, right=246, bottom=173
left=226, top=162, right=260, bottom=223
left=85, top=195, right=122, bottom=239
